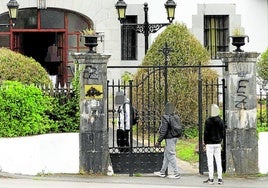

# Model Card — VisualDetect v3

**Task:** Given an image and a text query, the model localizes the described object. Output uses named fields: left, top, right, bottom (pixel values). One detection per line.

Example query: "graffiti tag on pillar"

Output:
left=235, top=79, right=249, bottom=109
left=84, top=85, right=103, bottom=99
left=83, top=65, right=98, bottom=80
left=235, top=62, right=249, bottom=77
left=81, top=99, right=100, bottom=124
left=237, top=79, right=248, bottom=94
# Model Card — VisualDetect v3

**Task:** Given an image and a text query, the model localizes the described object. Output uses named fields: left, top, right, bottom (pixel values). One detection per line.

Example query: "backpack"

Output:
left=163, top=114, right=182, bottom=137
left=131, top=106, right=139, bottom=125
left=123, top=102, right=139, bottom=125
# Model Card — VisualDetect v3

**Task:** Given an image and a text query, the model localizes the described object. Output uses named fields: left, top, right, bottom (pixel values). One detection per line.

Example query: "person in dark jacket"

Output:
left=203, top=104, right=224, bottom=185
left=154, top=102, right=181, bottom=179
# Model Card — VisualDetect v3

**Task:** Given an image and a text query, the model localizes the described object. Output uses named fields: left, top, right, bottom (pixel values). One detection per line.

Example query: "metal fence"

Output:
left=41, top=83, right=74, bottom=103
left=258, top=89, right=268, bottom=127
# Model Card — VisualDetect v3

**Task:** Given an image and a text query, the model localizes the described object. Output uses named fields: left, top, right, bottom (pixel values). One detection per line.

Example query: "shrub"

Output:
left=48, top=93, right=80, bottom=132
left=183, top=126, right=199, bottom=139
left=46, top=65, right=80, bottom=133
left=0, top=48, right=80, bottom=136
left=0, top=48, right=51, bottom=86
left=137, top=23, right=218, bottom=128
left=0, top=81, right=56, bottom=137
left=257, top=103, right=268, bottom=132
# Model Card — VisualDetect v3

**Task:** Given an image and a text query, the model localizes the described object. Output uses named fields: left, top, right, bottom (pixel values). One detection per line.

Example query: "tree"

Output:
left=257, top=48, right=268, bottom=83
left=134, top=23, right=218, bottom=128
left=0, top=48, right=51, bottom=86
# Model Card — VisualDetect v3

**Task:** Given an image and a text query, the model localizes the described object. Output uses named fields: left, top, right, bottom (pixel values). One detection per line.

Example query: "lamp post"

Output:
left=0, top=0, right=19, bottom=27
left=115, top=0, right=176, bottom=54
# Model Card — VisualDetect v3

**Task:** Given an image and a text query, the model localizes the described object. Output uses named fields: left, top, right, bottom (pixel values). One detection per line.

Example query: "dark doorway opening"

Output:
left=22, top=32, right=62, bottom=75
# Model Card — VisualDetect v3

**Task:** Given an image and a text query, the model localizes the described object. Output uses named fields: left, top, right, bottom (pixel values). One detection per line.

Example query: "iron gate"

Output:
left=198, top=78, right=226, bottom=174
left=107, top=67, right=166, bottom=175
left=107, top=64, right=226, bottom=175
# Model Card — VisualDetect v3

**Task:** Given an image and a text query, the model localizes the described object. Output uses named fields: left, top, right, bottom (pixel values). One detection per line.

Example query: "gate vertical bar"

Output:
left=266, top=91, right=268, bottom=125
left=107, top=81, right=109, bottom=132
left=222, top=78, right=226, bottom=172
left=129, top=80, right=134, bottom=176
left=198, top=63, right=204, bottom=174
left=161, top=42, right=173, bottom=105
left=259, top=90, right=263, bottom=126
left=164, top=54, right=168, bottom=105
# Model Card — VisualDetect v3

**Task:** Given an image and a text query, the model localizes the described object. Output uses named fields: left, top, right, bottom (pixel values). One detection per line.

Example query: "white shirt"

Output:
left=117, top=102, right=130, bottom=130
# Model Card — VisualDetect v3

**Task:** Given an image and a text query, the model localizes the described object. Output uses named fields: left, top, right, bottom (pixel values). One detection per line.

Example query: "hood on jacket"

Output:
left=210, top=104, right=220, bottom=117
left=124, top=97, right=129, bottom=103
left=165, top=102, right=175, bottom=115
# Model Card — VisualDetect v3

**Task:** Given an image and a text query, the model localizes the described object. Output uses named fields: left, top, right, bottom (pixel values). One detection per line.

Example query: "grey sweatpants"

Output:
left=160, top=137, right=179, bottom=175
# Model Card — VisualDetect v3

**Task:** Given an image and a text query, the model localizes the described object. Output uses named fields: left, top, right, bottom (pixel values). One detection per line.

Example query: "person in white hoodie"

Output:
left=117, top=97, right=130, bottom=152
left=203, top=104, right=224, bottom=185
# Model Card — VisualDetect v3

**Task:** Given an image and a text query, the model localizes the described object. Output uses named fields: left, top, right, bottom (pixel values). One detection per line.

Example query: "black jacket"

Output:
left=157, top=114, right=177, bottom=143
left=204, top=116, right=224, bottom=145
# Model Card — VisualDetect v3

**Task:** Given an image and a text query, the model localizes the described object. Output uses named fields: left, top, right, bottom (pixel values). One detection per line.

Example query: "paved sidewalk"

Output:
left=177, top=158, right=199, bottom=174
left=0, top=158, right=267, bottom=188
left=1, top=171, right=268, bottom=188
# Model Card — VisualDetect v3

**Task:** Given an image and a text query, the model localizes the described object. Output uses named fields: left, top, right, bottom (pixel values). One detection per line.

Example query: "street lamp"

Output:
left=0, top=0, right=19, bottom=27
left=165, top=0, right=176, bottom=23
left=115, top=0, right=127, bottom=22
left=115, top=0, right=176, bottom=54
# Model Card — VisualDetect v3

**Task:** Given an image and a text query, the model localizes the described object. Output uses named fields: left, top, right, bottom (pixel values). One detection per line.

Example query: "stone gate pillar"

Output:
left=72, top=52, right=111, bottom=174
left=218, top=52, right=259, bottom=175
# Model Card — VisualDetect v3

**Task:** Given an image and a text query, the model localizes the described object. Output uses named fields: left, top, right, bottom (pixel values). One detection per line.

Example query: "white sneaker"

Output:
left=154, top=171, right=166, bottom=177
left=167, top=174, right=181, bottom=179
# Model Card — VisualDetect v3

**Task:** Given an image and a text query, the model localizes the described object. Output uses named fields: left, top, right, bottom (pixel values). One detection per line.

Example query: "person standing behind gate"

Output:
left=117, top=97, right=130, bottom=152
left=154, top=102, right=181, bottom=179
left=203, top=104, right=224, bottom=185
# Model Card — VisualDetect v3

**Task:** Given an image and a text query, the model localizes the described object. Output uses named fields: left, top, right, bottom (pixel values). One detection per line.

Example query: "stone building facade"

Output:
left=1, top=0, right=268, bottom=83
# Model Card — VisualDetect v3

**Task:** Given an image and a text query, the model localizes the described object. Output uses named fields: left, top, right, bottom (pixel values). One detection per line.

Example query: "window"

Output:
left=0, top=13, right=11, bottom=32
left=41, top=9, right=64, bottom=29
left=204, top=15, right=229, bottom=59
left=15, top=9, right=38, bottom=29
left=121, top=16, right=137, bottom=60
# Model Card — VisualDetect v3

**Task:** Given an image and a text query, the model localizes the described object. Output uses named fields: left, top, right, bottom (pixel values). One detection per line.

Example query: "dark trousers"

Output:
left=117, top=129, right=130, bottom=152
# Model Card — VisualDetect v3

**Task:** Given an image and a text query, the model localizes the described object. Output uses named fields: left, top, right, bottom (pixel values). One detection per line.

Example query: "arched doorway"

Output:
left=0, top=8, right=93, bottom=86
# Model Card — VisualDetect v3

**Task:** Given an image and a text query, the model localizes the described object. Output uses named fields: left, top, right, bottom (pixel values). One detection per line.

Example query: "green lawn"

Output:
left=176, top=138, right=199, bottom=164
